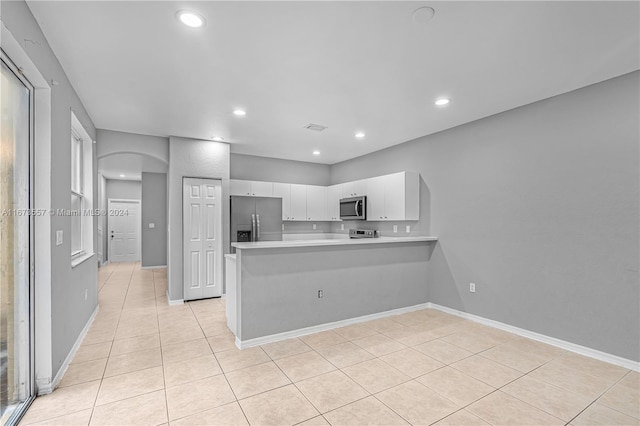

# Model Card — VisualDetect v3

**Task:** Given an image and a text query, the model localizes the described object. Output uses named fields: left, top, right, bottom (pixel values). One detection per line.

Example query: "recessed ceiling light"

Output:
left=176, top=10, right=205, bottom=28
left=435, top=98, right=451, bottom=106
left=355, top=132, right=365, bottom=139
left=119, top=174, right=125, bottom=178
left=312, top=150, right=320, bottom=155
left=212, top=136, right=224, bottom=141
left=233, top=109, right=246, bottom=116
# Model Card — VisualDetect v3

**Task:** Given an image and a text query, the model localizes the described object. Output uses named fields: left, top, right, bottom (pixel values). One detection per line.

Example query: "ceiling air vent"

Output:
left=304, top=123, right=327, bottom=132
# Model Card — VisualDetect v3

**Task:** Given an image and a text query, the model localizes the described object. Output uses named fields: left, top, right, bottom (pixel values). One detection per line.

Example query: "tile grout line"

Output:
left=159, top=298, right=246, bottom=424
left=153, top=270, right=171, bottom=426
left=89, top=262, right=134, bottom=425
left=259, top=341, right=339, bottom=424
left=27, top=264, right=637, bottom=426
left=564, top=369, right=635, bottom=425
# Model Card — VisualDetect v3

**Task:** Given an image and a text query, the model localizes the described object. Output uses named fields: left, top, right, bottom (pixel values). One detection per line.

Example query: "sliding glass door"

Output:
left=0, top=56, right=34, bottom=424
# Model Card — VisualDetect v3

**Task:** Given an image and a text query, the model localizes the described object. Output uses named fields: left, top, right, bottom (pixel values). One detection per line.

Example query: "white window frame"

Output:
left=71, top=130, right=84, bottom=257
left=70, top=111, right=93, bottom=266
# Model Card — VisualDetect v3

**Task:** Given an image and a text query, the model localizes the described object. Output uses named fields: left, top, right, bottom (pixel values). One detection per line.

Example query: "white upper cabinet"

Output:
left=366, top=176, right=386, bottom=220
left=273, top=183, right=291, bottom=220
left=230, top=179, right=251, bottom=196
left=342, top=179, right=367, bottom=197
left=327, top=184, right=342, bottom=221
left=365, top=172, right=419, bottom=221
left=290, top=184, right=307, bottom=221
left=232, top=172, right=419, bottom=222
left=230, top=180, right=273, bottom=197
left=250, top=181, right=273, bottom=197
left=306, top=185, right=327, bottom=221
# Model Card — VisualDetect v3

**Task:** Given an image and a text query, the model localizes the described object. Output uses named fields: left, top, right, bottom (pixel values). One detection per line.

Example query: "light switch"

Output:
left=406, top=225, right=411, bottom=233
left=56, top=230, right=63, bottom=246
left=148, top=223, right=155, bottom=229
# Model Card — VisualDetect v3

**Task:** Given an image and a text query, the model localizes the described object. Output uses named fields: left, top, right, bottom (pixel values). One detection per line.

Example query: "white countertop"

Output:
left=231, top=236, right=438, bottom=250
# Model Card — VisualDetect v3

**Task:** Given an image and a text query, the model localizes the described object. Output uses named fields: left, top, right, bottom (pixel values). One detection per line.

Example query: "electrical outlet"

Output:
left=318, top=290, right=323, bottom=298
left=313, top=223, right=316, bottom=230
left=393, top=225, right=398, bottom=233
left=56, top=230, right=63, bottom=246
left=406, top=225, right=411, bottom=233
left=282, top=223, right=285, bottom=231
left=340, top=224, right=345, bottom=231
left=470, top=283, right=476, bottom=293
left=84, top=289, right=88, bottom=300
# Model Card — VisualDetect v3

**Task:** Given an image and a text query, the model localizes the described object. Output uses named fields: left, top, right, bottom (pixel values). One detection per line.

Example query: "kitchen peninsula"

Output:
left=226, top=235, right=438, bottom=348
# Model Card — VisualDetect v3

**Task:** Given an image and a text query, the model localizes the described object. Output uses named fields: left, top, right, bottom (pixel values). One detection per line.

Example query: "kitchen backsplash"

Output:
left=282, top=221, right=332, bottom=234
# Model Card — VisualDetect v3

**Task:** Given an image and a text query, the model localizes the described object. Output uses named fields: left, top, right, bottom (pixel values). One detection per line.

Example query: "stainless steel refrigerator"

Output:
left=230, top=196, right=282, bottom=252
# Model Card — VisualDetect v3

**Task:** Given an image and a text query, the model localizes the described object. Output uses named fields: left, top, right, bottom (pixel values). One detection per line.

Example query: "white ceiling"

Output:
left=28, top=1, right=639, bottom=165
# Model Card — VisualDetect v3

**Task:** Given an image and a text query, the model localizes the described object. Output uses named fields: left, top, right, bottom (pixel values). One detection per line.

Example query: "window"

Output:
left=70, top=112, right=93, bottom=264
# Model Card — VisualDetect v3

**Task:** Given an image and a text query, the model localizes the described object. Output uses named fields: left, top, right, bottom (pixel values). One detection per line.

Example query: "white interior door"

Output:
left=183, top=178, right=222, bottom=300
left=108, top=199, right=140, bottom=262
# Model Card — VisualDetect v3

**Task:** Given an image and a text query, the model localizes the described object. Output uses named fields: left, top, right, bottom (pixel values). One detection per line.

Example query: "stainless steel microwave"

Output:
left=340, top=196, right=366, bottom=220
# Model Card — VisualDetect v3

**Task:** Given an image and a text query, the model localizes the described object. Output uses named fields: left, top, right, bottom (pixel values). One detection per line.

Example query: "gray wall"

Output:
left=231, top=153, right=331, bottom=186
left=331, top=72, right=640, bottom=361
left=168, top=137, right=230, bottom=301
left=141, top=173, right=167, bottom=267
left=237, top=242, right=434, bottom=340
left=2, top=1, right=99, bottom=379
left=106, top=179, right=141, bottom=200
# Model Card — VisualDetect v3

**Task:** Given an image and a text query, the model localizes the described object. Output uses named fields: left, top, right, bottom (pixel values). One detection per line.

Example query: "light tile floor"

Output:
left=20, top=262, right=639, bottom=426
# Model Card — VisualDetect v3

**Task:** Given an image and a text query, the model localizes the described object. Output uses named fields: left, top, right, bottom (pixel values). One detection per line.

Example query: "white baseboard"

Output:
left=166, top=290, right=184, bottom=305
left=36, top=305, right=100, bottom=395
left=141, top=265, right=167, bottom=270
left=235, top=302, right=431, bottom=349
left=427, top=303, right=640, bottom=372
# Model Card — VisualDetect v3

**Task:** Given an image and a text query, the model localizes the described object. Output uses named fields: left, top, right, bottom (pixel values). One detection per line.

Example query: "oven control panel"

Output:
left=349, top=229, right=378, bottom=239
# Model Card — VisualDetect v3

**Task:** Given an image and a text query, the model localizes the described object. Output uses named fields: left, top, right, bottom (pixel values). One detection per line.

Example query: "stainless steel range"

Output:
left=349, top=229, right=379, bottom=239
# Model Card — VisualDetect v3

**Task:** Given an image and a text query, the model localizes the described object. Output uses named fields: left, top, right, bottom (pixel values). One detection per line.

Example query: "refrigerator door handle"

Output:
left=251, top=214, right=256, bottom=242
left=256, top=214, right=260, bottom=241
